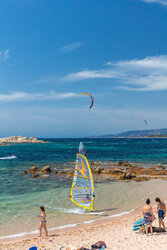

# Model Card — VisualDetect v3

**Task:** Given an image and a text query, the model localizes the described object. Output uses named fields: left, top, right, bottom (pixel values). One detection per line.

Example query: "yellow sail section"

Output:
left=70, top=153, right=94, bottom=211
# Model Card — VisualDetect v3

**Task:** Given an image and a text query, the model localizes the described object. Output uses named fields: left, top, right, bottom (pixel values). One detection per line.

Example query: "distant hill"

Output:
left=89, top=128, right=167, bottom=138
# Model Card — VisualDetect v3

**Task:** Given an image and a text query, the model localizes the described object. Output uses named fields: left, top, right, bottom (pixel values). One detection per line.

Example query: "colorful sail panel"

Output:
left=70, top=153, right=94, bottom=211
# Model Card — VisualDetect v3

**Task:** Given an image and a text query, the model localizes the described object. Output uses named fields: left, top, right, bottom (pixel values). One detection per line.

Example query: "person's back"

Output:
left=142, top=199, right=153, bottom=236
left=143, top=204, right=152, bottom=213
left=159, top=200, right=165, bottom=210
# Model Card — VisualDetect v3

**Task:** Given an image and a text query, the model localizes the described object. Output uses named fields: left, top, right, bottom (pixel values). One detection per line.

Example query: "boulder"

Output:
left=157, top=165, right=165, bottom=170
left=125, top=173, right=132, bottom=180
left=56, top=171, right=68, bottom=175
left=111, top=168, right=123, bottom=174
left=31, top=174, right=39, bottom=178
left=101, top=169, right=113, bottom=174
left=29, top=166, right=38, bottom=173
left=67, top=170, right=74, bottom=177
left=90, top=161, right=101, bottom=166
left=92, top=167, right=102, bottom=174
left=117, top=161, right=131, bottom=167
left=40, top=166, right=51, bottom=174
left=134, top=177, right=149, bottom=182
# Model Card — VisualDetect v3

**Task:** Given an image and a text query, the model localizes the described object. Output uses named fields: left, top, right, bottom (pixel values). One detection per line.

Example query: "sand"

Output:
left=0, top=210, right=167, bottom=250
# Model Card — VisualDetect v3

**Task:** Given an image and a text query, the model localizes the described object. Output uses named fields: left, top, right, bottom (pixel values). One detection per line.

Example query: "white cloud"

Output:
left=62, top=55, right=167, bottom=91
left=142, top=0, right=167, bottom=5
left=0, top=91, right=78, bottom=102
left=0, top=49, right=10, bottom=60
left=59, top=42, right=83, bottom=54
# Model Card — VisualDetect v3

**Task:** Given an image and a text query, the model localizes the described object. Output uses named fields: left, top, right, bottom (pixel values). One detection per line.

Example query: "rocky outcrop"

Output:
left=40, top=166, right=51, bottom=174
left=25, top=161, right=167, bottom=182
left=0, top=136, right=48, bottom=144
left=29, top=166, right=38, bottom=174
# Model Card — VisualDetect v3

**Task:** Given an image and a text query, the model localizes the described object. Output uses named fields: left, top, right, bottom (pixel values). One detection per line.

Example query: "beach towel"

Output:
left=148, top=227, right=166, bottom=233
left=29, top=247, right=37, bottom=250
left=133, top=218, right=145, bottom=232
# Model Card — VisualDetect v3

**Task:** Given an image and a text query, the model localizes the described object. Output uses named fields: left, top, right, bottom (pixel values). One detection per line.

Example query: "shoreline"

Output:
left=1, top=206, right=167, bottom=250
left=0, top=207, right=140, bottom=244
left=0, top=208, right=136, bottom=242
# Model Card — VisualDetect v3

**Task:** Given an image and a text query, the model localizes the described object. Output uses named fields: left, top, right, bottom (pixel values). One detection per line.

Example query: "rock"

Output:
left=92, top=167, right=102, bottom=174
left=117, top=161, right=123, bottom=166
left=117, top=161, right=131, bottom=167
left=101, top=169, right=113, bottom=174
left=40, top=166, right=51, bottom=174
left=90, top=161, right=101, bottom=166
left=31, top=174, right=39, bottom=178
left=41, top=175, right=49, bottom=178
left=23, top=170, right=28, bottom=174
left=56, top=171, right=68, bottom=175
left=125, top=173, right=132, bottom=180
left=111, top=168, right=123, bottom=174
left=134, top=177, right=149, bottom=182
left=157, top=165, right=165, bottom=170
left=67, top=170, right=74, bottom=177
left=29, top=166, right=38, bottom=173
left=118, top=173, right=126, bottom=180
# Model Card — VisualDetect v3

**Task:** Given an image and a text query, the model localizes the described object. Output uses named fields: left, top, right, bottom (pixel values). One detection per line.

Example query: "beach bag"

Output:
left=91, top=241, right=107, bottom=249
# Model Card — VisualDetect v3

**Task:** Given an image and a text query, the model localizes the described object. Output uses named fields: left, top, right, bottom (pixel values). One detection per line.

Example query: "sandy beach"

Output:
left=0, top=209, right=167, bottom=250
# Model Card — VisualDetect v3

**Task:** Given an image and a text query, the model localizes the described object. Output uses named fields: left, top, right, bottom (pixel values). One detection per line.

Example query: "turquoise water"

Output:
left=1, top=138, right=167, bottom=238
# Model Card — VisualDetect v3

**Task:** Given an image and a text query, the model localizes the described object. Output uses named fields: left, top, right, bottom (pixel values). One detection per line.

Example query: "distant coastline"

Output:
left=88, top=128, right=167, bottom=138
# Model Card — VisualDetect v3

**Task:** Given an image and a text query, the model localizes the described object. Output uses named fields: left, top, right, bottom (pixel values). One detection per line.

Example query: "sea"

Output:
left=1, top=138, right=167, bottom=239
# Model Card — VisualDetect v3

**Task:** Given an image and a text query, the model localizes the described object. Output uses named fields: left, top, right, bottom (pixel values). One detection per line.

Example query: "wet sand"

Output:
left=0, top=208, right=167, bottom=250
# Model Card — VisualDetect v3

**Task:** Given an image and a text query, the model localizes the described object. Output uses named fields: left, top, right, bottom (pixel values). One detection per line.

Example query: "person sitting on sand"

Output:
left=142, top=199, right=153, bottom=236
left=155, top=197, right=166, bottom=230
left=37, top=206, right=48, bottom=237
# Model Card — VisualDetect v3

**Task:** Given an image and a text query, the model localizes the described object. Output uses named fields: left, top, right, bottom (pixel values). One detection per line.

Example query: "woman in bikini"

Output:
left=142, top=198, right=153, bottom=236
left=37, top=206, right=48, bottom=237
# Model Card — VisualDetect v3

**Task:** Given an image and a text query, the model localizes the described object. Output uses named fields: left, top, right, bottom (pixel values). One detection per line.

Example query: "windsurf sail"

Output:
left=70, top=144, right=94, bottom=211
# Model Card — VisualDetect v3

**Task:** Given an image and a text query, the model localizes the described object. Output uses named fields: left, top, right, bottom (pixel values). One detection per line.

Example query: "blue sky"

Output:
left=1, top=0, right=167, bottom=137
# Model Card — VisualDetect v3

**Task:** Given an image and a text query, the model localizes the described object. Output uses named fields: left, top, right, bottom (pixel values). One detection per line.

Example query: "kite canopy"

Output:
left=80, top=93, right=94, bottom=109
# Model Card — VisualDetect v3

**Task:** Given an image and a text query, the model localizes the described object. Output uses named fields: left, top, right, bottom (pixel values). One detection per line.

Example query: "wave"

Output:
left=0, top=155, right=16, bottom=160
left=45, top=205, right=84, bottom=214
left=0, top=208, right=134, bottom=239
